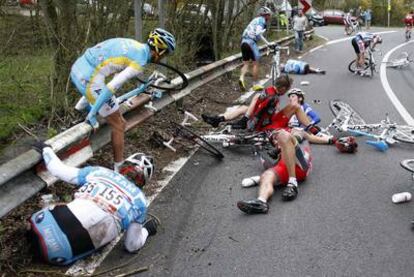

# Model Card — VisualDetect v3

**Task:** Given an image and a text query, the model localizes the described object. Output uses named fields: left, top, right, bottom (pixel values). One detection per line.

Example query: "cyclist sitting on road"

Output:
left=404, top=11, right=414, bottom=40
left=70, top=28, right=176, bottom=172
left=27, top=142, right=158, bottom=265
left=287, top=88, right=320, bottom=127
left=351, top=32, right=382, bottom=75
left=239, top=6, right=275, bottom=92
left=237, top=132, right=313, bottom=213
left=280, top=59, right=326, bottom=75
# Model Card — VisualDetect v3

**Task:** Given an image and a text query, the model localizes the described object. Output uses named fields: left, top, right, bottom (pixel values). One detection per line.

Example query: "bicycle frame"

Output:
left=385, top=52, right=413, bottom=68
left=269, top=45, right=290, bottom=86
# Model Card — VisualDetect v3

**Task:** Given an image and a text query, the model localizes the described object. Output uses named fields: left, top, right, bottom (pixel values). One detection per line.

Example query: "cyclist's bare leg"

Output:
left=275, top=130, right=297, bottom=179
left=252, top=61, right=259, bottom=84
left=257, top=169, right=279, bottom=202
left=280, top=103, right=312, bottom=127
left=106, top=111, right=127, bottom=163
left=220, top=105, right=249, bottom=121
left=240, top=61, right=249, bottom=81
left=245, top=93, right=260, bottom=117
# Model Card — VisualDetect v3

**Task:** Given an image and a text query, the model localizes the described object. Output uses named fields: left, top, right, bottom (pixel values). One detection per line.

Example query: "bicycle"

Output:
left=405, top=26, right=412, bottom=42
left=345, top=19, right=361, bottom=36
left=383, top=52, right=414, bottom=69
left=268, top=44, right=290, bottom=86
left=348, top=46, right=381, bottom=78
left=326, top=100, right=414, bottom=151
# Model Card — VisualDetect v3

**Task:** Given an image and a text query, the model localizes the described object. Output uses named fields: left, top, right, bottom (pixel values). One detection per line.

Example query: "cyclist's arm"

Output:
left=124, top=222, right=147, bottom=252
left=303, top=104, right=321, bottom=125
left=42, top=147, right=81, bottom=185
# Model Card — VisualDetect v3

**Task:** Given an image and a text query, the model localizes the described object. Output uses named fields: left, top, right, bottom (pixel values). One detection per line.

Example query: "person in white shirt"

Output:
left=293, top=9, right=308, bottom=52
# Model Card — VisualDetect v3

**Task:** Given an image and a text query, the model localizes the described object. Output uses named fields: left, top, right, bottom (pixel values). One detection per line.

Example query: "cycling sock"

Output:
left=288, top=177, right=298, bottom=187
left=258, top=197, right=267, bottom=203
left=114, top=161, right=124, bottom=172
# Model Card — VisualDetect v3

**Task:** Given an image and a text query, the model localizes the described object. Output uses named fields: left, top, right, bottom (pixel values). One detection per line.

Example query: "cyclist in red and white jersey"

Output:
left=404, top=11, right=414, bottom=40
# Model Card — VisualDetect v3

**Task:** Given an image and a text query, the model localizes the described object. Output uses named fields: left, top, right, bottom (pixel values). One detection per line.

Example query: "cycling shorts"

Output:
left=241, top=38, right=260, bottom=61
left=70, top=56, right=119, bottom=117
left=255, top=110, right=291, bottom=132
left=352, top=37, right=365, bottom=54
left=272, top=145, right=312, bottom=184
left=29, top=199, right=118, bottom=265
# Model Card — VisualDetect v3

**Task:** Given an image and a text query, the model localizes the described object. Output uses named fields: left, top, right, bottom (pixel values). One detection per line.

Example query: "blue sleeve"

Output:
left=88, top=85, right=113, bottom=116
left=303, top=103, right=321, bottom=125
left=77, top=166, right=98, bottom=186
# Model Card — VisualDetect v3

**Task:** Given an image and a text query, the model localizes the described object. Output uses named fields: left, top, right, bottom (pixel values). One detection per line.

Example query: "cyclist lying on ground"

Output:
left=351, top=32, right=382, bottom=74
left=237, top=131, right=313, bottom=213
left=280, top=59, right=326, bottom=75
left=27, top=142, right=158, bottom=265
left=71, top=28, right=176, bottom=171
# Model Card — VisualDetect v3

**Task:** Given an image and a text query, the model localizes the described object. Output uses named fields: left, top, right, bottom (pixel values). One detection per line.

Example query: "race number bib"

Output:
left=77, top=182, right=126, bottom=213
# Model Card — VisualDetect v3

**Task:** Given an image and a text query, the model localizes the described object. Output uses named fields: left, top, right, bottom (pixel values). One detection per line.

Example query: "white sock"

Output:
left=114, top=161, right=124, bottom=172
left=258, top=197, right=267, bottom=203
left=288, top=177, right=298, bottom=187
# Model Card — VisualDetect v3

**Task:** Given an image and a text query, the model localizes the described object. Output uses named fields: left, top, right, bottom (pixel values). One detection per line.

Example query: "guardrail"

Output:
left=0, top=30, right=314, bottom=218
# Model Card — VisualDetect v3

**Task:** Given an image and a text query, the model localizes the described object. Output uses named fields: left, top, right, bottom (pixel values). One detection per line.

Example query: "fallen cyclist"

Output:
left=27, top=142, right=158, bottom=265
left=280, top=59, right=326, bottom=75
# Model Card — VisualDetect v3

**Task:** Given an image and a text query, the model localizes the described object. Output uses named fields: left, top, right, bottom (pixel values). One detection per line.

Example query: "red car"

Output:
left=322, top=9, right=347, bottom=25
left=19, top=0, right=37, bottom=6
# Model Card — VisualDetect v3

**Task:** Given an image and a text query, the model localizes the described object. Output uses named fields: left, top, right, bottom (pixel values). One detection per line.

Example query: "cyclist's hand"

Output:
left=86, top=113, right=99, bottom=130
left=32, top=141, right=50, bottom=154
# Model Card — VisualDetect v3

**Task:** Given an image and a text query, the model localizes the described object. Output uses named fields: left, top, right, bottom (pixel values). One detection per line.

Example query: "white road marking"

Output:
left=380, top=40, right=414, bottom=125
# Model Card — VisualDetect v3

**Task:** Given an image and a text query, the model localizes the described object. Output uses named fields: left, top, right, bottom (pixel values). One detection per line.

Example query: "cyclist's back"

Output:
left=242, top=16, right=267, bottom=42
left=283, top=59, right=307, bottom=74
left=355, top=32, right=374, bottom=47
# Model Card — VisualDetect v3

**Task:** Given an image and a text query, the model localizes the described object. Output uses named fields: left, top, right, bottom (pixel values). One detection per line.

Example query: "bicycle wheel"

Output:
left=136, top=62, right=188, bottom=91
left=348, top=59, right=369, bottom=73
left=400, top=159, right=414, bottom=173
left=270, top=65, right=278, bottom=86
left=172, top=122, right=224, bottom=159
left=329, top=100, right=366, bottom=124
left=393, top=125, right=414, bottom=144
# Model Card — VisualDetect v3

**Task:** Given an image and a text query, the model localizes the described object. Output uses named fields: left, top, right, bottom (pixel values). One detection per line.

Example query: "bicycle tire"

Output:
left=369, top=57, right=375, bottom=78
left=329, top=100, right=366, bottom=125
left=400, top=159, right=414, bottom=173
left=393, top=125, right=414, bottom=144
left=348, top=59, right=369, bottom=73
left=271, top=65, right=278, bottom=86
left=172, top=122, right=224, bottom=159
left=136, top=62, right=188, bottom=91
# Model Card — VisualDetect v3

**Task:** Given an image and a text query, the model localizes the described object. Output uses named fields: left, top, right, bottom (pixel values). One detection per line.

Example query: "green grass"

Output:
left=0, top=51, right=53, bottom=141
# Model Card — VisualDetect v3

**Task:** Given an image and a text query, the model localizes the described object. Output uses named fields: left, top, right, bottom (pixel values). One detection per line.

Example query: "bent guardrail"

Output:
left=0, top=30, right=313, bottom=218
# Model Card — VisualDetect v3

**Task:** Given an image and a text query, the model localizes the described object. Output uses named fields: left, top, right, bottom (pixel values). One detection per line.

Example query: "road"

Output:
left=97, top=26, right=414, bottom=276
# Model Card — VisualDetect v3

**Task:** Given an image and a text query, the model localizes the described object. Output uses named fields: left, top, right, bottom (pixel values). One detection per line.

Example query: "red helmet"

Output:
left=335, top=136, right=358, bottom=153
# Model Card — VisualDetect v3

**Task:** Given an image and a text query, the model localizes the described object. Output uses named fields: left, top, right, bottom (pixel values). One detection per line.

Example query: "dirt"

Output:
left=0, top=35, right=324, bottom=276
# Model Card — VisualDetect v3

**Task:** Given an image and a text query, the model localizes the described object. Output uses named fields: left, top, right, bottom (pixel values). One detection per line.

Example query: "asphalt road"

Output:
left=98, top=27, right=414, bottom=277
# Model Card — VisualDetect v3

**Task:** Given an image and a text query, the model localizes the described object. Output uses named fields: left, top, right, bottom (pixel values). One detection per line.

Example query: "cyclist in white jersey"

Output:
left=239, top=6, right=274, bottom=91
left=280, top=59, right=326, bottom=75
left=70, top=28, right=176, bottom=171
left=351, top=32, right=382, bottom=73
left=27, top=142, right=157, bottom=265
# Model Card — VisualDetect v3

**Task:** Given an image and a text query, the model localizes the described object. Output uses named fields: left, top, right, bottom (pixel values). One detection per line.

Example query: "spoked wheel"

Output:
left=136, top=62, right=188, bottom=91
left=400, top=159, right=414, bottom=173
left=270, top=65, right=279, bottom=87
left=393, top=125, right=414, bottom=144
left=329, top=99, right=366, bottom=125
left=348, top=59, right=369, bottom=73
left=172, top=122, right=224, bottom=160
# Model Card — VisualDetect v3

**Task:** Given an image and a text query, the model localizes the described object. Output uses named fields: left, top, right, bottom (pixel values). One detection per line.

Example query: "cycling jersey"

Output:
left=404, top=14, right=414, bottom=26
left=242, top=16, right=267, bottom=42
left=355, top=32, right=375, bottom=47
left=283, top=59, right=308, bottom=74
left=288, top=103, right=321, bottom=128
left=249, top=86, right=282, bottom=131
left=29, top=147, right=149, bottom=265
left=70, top=38, right=151, bottom=117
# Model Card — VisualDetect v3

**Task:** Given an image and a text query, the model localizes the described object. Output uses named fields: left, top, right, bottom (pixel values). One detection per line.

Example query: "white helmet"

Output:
left=119, top=153, right=154, bottom=187
left=258, top=6, right=272, bottom=16
left=287, top=88, right=306, bottom=97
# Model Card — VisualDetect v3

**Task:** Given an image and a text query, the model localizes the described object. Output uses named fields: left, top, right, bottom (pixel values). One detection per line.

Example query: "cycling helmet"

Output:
left=258, top=6, right=272, bottom=16
left=148, top=28, right=176, bottom=55
left=119, top=153, right=155, bottom=187
left=335, top=136, right=358, bottom=153
left=374, top=35, right=383, bottom=44
left=287, top=88, right=305, bottom=97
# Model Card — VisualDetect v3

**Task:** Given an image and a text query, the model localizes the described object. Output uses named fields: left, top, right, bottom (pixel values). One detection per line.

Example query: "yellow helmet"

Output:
left=147, top=28, right=176, bottom=55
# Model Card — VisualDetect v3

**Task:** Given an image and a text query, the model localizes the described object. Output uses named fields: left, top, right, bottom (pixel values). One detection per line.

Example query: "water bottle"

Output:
left=391, top=192, right=412, bottom=204
left=241, top=176, right=260, bottom=188
left=40, top=194, right=59, bottom=209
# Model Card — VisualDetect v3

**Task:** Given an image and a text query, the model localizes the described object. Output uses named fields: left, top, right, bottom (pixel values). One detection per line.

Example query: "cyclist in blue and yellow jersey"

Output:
left=70, top=28, right=176, bottom=171
left=239, top=6, right=275, bottom=91
left=27, top=142, right=158, bottom=265
left=280, top=59, right=326, bottom=75
left=351, top=32, right=382, bottom=74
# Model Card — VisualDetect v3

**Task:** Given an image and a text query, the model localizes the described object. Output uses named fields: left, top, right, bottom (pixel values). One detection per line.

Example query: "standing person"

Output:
left=355, top=6, right=362, bottom=26
left=27, top=142, right=158, bottom=265
left=365, top=8, right=372, bottom=30
left=293, top=9, right=308, bottom=53
left=70, top=28, right=176, bottom=171
left=239, top=6, right=274, bottom=92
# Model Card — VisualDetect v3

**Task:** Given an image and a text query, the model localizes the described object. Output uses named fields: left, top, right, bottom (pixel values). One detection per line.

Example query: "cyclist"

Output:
left=351, top=32, right=382, bottom=75
left=403, top=11, right=414, bottom=40
left=70, top=28, right=176, bottom=171
left=287, top=88, right=320, bottom=127
left=237, top=133, right=313, bottom=214
left=343, top=9, right=353, bottom=34
left=280, top=59, right=326, bottom=75
left=239, top=6, right=274, bottom=91
left=27, top=142, right=158, bottom=265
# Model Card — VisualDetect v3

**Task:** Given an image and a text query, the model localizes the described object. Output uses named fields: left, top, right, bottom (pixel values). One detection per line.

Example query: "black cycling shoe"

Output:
left=143, top=217, right=159, bottom=236
left=237, top=199, right=269, bottom=214
left=202, top=114, right=224, bottom=128
left=230, top=116, right=248, bottom=130
left=282, top=184, right=298, bottom=201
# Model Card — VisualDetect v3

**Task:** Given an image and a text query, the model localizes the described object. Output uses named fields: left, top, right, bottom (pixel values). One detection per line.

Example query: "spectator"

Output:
left=355, top=6, right=362, bottom=25
left=364, top=8, right=372, bottom=30
left=293, top=9, right=308, bottom=53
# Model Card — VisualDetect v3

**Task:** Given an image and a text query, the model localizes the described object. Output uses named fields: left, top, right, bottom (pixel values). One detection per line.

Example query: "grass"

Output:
left=0, top=51, right=53, bottom=141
